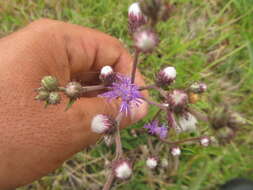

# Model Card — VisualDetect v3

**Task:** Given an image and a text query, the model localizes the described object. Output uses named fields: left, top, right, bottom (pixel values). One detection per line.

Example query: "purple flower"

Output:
left=144, top=120, right=168, bottom=139
left=100, top=74, right=143, bottom=115
left=144, top=120, right=159, bottom=134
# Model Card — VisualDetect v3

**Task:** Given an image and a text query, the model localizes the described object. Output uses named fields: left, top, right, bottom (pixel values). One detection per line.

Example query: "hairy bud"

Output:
left=99, top=66, right=116, bottom=86
left=128, top=2, right=147, bottom=33
left=41, top=76, right=59, bottom=91
left=171, top=146, right=181, bottom=157
left=156, top=66, right=176, bottom=86
left=146, top=156, right=158, bottom=169
left=65, top=82, right=83, bottom=99
left=189, top=82, right=207, bottom=94
left=35, top=90, right=49, bottom=101
left=47, top=92, right=61, bottom=105
left=91, top=114, right=115, bottom=134
left=167, top=90, right=188, bottom=113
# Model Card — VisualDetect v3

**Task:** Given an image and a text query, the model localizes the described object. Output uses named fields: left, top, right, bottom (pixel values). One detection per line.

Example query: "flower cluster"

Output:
left=144, top=120, right=168, bottom=139
left=100, top=74, right=143, bottom=115
left=34, top=1, right=247, bottom=189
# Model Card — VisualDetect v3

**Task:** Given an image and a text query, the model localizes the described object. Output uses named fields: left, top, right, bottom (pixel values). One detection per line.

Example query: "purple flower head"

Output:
left=144, top=120, right=159, bottom=135
left=100, top=74, right=143, bottom=115
left=144, top=120, right=168, bottom=139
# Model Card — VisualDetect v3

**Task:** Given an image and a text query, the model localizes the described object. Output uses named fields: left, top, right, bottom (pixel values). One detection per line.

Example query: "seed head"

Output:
left=146, top=157, right=158, bottom=169
left=113, top=159, right=132, bottom=180
left=171, top=146, right=181, bottom=157
left=134, top=28, right=159, bottom=53
left=200, top=137, right=210, bottom=147
left=177, top=112, right=198, bottom=133
left=156, top=66, right=176, bottom=86
left=167, top=90, right=188, bottom=112
left=91, top=114, right=115, bottom=134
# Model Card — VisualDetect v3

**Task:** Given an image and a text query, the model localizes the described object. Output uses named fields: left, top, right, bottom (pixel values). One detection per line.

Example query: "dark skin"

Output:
left=0, top=19, right=148, bottom=189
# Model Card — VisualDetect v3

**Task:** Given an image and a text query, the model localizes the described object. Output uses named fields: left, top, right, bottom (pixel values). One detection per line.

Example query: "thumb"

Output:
left=67, top=94, right=147, bottom=149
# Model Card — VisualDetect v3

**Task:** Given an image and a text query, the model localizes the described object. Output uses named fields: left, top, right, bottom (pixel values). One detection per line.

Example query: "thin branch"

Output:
left=141, top=97, right=168, bottom=110
left=139, top=84, right=157, bottom=91
left=161, top=136, right=208, bottom=146
left=131, top=50, right=140, bottom=84
left=81, top=84, right=106, bottom=93
left=102, top=112, right=124, bottom=190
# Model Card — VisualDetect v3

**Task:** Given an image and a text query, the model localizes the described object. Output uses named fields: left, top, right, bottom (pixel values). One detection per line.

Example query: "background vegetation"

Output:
left=1, top=0, right=253, bottom=189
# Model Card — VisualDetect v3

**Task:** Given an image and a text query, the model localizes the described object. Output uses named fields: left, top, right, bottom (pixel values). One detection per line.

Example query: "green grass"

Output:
left=1, top=0, right=253, bottom=189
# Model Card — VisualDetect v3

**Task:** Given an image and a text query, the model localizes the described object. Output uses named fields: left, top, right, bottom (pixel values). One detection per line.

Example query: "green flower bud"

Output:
left=41, top=76, right=59, bottom=91
left=35, top=90, right=49, bottom=101
left=47, top=92, right=61, bottom=105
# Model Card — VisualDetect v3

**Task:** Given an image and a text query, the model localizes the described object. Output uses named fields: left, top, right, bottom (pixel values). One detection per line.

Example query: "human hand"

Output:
left=0, top=19, right=148, bottom=189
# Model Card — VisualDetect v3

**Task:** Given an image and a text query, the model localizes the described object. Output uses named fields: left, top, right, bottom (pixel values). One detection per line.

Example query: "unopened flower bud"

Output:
left=146, top=156, right=158, bottom=169
left=91, top=114, right=115, bottom=134
left=128, top=2, right=147, bottom=33
left=103, top=135, right=114, bottom=146
left=171, top=146, right=181, bottom=157
left=99, top=66, right=116, bottom=85
left=41, top=76, right=59, bottom=91
left=156, top=66, right=176, bottom=86
left=167, top=90, right=188, bottom=112
left=35, top=90, right=49, bottom=101
left=200, top=137, right=210, bottom=147
left=228, top=111, right=246, bottom=128
left=113, top=159, right=132, bottom=180
left=47, top=92, right=61, bottom=105
left=65, top=82, right=82, bottom=99
left=161, top=158, right=169, bottom=168
left=134, top=28, right=159, bottom=53
left=189, top=82, right=207, bottom=94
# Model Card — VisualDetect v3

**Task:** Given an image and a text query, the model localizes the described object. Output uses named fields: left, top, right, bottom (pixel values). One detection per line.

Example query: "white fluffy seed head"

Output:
left=146, top=157, right=158, bottom=169
left=167, top=90, right=188, bottom=111
left=100, top=65, right=113, bottom=76
left=163, top=66, right=177, bottom=80
left=200, top=137, right=210, bottom=147
left=114, top=161, right=132, bottom=179
left=128, top=2, right=142, bottom=16
left=171, top=147, right=181, bottom=157
left=134, top=29, right=158, bottom=53
left=91, top=114, right=112, bottom=134
left=178, top=112, right=198, bottom=133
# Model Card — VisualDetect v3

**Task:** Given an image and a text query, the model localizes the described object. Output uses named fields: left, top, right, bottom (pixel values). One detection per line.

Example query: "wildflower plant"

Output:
left=35, top=0, right=247, bottom=189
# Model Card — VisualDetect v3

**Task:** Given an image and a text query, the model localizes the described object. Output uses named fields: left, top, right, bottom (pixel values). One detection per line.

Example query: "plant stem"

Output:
left=161, top=136, right=208, bottom=145
left=102, top=112, right=123, bottom=190
left=82, top=84, right=106, bottom=93
left=131, top=50, right=140, bottom=84
left=141, top=97, right=168, bottom=110
left=139, top=84, right=157, bottom=90
left=102, top=172, right=115, bottom=190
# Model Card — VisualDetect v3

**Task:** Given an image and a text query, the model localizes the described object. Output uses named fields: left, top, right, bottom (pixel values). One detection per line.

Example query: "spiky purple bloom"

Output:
left=100, top=74, right=143, bottom=115
left=144, top=120, right=168, bottom=139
